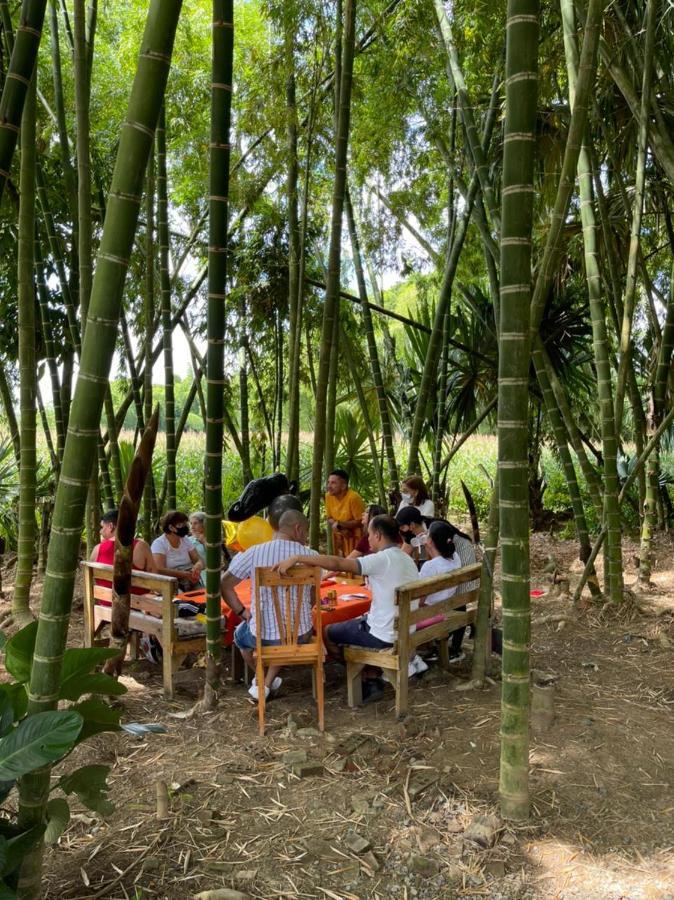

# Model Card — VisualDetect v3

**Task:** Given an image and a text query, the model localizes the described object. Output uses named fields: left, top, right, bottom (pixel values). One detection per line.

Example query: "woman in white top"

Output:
left=396, top=475, right=435, bottom=519
left=151, top=510, right=204, bottom=592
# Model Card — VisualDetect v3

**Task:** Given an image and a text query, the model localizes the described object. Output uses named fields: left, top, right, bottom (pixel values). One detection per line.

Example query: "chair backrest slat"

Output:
left=254, top=566, right=322, bottom=648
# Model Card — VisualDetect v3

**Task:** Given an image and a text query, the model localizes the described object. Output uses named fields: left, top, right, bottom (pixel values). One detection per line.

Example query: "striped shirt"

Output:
left=228, top=539, right=318, bottom=640
left=453, top=535, right=479, bottom=595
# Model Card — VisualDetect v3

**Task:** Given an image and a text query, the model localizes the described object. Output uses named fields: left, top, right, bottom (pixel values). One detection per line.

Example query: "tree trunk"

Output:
left=103, top=408, right=159, bottom=678
left=614, top=0, right=656, bottom=432
left=498, top=0, right=538, bottom=822
left=472, top=481, right=498, bottom=685
left=202, top=0, right=233, bottom=708
left=308, top=0, right=356, bottom=548
left=0, top=0, right=48, bottom=205
left=284, top=17, right=301, bottom=483
left=157, top=106, right=176, bottom=510
left=143, top=149, right=155, bottom=539
left=17, top=6, right=183, bottom=894
left=13, top=72, right=37, bottom=624
left=345, top=187, right=399, bottom=489
left=562, top=0, right=623, bottom=602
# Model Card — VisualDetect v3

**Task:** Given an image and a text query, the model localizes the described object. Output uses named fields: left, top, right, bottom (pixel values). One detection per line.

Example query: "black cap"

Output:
left=395, top=506, right=423, bottom=526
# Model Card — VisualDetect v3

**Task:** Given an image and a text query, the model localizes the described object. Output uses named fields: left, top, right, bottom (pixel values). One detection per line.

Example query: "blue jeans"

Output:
left=326, top=616, right=393, bottom=650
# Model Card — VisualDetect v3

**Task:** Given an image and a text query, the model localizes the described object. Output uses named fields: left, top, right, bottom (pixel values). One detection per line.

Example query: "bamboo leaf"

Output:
left=3, top=622, right=38, bottom=683
left=59, top=674, right=127, bottom=702
left=59, top=765, right=114, bottom=816
left=0, top=711, right=83, bottom=781
left=44, top=798, right=70, bottom=845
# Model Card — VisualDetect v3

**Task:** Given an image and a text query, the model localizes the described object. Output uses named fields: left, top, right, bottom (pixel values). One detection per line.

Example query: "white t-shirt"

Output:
left=227, top=538, right=318, bottom=640
left=419, top=554, right=461, bottom=606
left=357, top=546, right=419, bottom=644
left=151, top=534, right=194, bottom=570
left=397, top=497, right=435, bottom=518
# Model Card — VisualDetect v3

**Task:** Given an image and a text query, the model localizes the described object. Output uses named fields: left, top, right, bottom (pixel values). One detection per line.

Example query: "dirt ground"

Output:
left=2, top=531, right=674, bottom=900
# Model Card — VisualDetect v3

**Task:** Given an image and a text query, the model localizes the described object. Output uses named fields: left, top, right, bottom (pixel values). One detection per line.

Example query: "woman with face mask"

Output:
left=397, top=475, right=435, bottom=518
left=151, top=510, right=204, bottom=591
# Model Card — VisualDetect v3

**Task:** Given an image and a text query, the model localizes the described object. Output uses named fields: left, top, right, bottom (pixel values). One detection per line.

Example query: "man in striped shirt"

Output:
left=221, top=506, right=318, bottom=701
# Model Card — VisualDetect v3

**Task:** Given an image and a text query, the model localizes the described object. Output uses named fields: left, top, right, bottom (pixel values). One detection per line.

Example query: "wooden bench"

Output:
left=82, top=561, right=215, bottom=698
left=344, top=562, right=483, bottom=718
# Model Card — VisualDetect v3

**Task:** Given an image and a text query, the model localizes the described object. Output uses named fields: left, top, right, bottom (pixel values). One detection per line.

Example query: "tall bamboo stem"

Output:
left=13, top=73, right=37, bottom=623
left=497, top=0, right=538, bottom=822
left=157, top=106, right=176, bottom=510
left=308, top=0, right=357, bottom=548
left=18, top=6, right=183, bottom=891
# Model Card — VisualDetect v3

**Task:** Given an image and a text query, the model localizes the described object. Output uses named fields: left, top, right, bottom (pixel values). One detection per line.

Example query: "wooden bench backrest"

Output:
left=81, top=561, right=178, bottom=627
left=392, top=561, right=482, bottom=651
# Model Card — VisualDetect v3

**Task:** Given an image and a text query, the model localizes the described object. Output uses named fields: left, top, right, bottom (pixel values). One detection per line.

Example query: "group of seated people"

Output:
left=91, top=507, right=209, bottom=592
left=220, top=476, right=478, bottom=702
left=91, top=472, right=477, bottom=706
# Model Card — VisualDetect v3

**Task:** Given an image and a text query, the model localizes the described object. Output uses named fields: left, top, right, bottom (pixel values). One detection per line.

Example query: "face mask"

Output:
left=401, top=530, right=413, bottom=544
left=175, top=525, right=189, bottom=537
left=411, top=532, right=428, bottom=549
left=401, top=492, right=411, bottom=502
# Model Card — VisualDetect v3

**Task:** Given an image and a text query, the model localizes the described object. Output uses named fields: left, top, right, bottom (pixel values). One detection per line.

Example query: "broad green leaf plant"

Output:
left=0, top=625, right=165, bottom=896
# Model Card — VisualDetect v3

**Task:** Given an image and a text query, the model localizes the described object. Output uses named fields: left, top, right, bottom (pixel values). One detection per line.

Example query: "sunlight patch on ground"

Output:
left=524, top=837, right=674, bottom=899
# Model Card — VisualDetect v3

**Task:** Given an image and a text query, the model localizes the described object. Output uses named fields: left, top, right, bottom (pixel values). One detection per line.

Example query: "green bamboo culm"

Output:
left=561, top=0, right=623, bottom=602
left=143, top=148, right=155, bottom=541
left=406, top=71, right=500, bottom=476
left=284, top=13, right=302, bottom=484
left=157, top=106, right=176, bottom=511
left=497, top=0, right=539, bottom=822
left=17, top=5, right=183, bottom=894
left=308, top=0, right=357, bottom=548
left=204, top=0, right=234, bottom=704
left=345, top=187, right=399, bottom=490
left=13, top=73, right=38, bottom=626
left=0, top=0, right=48, bottom=207
left=613, top=0, right=656, bottom=433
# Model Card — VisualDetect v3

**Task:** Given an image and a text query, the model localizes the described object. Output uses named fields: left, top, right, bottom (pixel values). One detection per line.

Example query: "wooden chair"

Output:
left=253, top=566, right=324, bottom=736
left=344, top=562, right=483, bottom=718
left=82, top=561, right=208, bottom=698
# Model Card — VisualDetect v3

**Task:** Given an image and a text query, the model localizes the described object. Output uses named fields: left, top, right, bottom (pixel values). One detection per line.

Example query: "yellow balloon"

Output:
left=222, top=520, right=238, bottom=547
left=236, top=516, right=273, bottom=550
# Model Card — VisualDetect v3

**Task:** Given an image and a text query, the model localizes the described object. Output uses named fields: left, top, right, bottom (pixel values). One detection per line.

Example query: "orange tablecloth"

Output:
left=176, top=580, right=371, bottom=646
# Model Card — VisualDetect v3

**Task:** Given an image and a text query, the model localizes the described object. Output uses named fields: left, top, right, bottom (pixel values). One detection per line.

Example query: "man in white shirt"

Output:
left=276, top=515, right=418, bottom=699
left=221, top=507, right=317, bottom=700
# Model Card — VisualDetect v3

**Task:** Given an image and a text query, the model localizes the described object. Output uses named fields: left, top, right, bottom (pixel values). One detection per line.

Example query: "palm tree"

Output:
left=17, top=4, right=184, bottom=894
left=497, top=0, right=539, bottom=822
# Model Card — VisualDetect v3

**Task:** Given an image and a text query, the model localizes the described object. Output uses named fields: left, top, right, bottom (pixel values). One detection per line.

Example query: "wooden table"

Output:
left=176, top=579, right=372, bottom=647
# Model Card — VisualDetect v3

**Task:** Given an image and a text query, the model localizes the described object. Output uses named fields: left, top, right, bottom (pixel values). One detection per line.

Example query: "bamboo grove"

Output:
left=0, top=0, right=672, bottom=888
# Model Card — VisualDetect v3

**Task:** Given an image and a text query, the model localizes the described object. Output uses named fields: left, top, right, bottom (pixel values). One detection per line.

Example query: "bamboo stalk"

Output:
left=17, top=6, right=183, bottom=893
left=497, top=0, right=538, bottom=823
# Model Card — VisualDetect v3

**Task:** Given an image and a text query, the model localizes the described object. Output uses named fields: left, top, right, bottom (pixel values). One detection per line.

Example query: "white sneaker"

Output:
left=251, top=676, right=282, bottom=692
left=248, top=682, right=270, bottom=701
left=408, top=655, right=429, bottom=677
